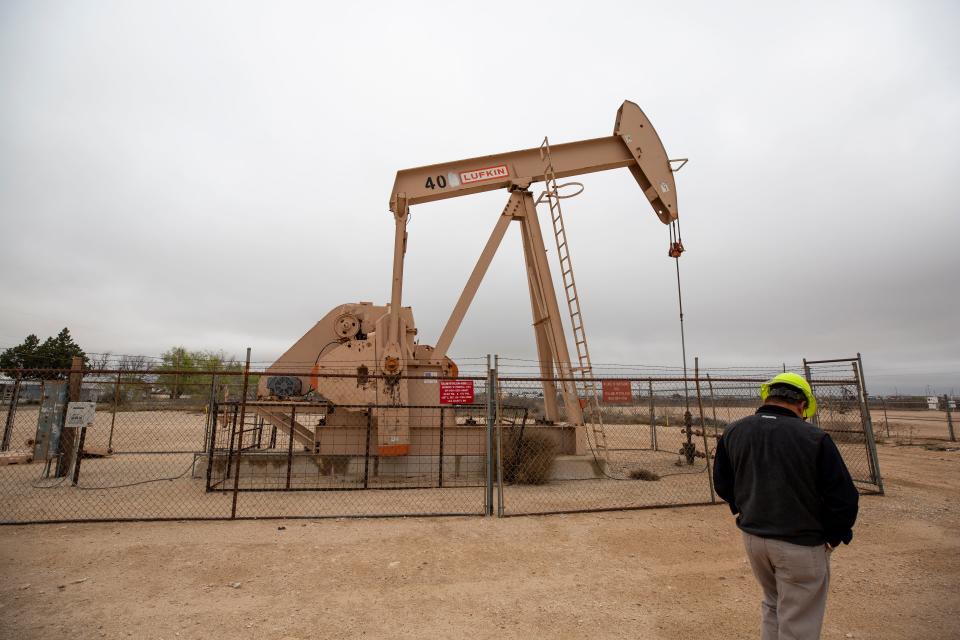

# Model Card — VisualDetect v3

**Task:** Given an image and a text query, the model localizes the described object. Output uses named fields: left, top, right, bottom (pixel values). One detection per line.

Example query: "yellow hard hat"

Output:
left=760, top=372, right=817, bottom=418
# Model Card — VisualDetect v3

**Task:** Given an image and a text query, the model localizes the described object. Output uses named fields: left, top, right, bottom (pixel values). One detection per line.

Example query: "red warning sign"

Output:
left=459, top=164, right=509, bottom=185
left=602, top=379, right=633, bottom=404
left=439, top=380, right=475, bottom=405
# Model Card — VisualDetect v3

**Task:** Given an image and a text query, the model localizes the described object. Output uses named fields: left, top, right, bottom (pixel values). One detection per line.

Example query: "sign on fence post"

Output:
left=439, top=380, right=475, bottom=405
left=601, top=379, right=632, bottom=404
left=64, top=402, right=97, bottom=430
left=65, top=401, right=96, bottom=486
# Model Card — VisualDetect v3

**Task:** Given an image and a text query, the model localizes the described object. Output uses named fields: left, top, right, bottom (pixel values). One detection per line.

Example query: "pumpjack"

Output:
left=259, top=101, right=682, bottom=459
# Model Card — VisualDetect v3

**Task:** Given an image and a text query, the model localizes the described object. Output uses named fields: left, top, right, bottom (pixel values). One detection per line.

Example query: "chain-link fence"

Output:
left=493, top=375, right=718, bottom=516
left=0, top=367, right=249, bottom=522
left=492, top=364, right=884, bottom=517
left=868, top=395, right=957, bottom=444
left=0, top=356, right=885, bottom=524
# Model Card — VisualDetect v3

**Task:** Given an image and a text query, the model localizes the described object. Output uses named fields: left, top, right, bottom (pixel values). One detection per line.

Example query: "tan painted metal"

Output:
left=515, top=188, right=584, bottom=426
left=389, top=101, right=677, bottom=222
left=263, top=100, right=679, bottom=457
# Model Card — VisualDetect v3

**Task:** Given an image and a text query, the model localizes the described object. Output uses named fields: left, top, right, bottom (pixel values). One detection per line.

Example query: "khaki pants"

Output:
left=742, top=532, right=832, bottom=640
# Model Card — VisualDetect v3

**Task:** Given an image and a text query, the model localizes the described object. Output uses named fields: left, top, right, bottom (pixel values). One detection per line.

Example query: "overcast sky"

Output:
left=1, top=1, right=958, bottom=393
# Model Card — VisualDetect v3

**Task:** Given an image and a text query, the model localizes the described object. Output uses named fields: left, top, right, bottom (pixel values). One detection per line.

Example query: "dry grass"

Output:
left=629, top=468, right=661, bottom=481
left=499, top=430, right=558, bottom=485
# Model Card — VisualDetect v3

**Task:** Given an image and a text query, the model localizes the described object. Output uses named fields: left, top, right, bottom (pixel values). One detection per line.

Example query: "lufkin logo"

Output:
left=459, top=164, right=509, bottom=184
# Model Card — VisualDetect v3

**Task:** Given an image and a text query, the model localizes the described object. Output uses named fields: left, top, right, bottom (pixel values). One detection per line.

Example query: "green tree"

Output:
left=0, top=334, right=42, bottom=370
left=155, top=347, right=244, bottom=398
left=0, top=328, right=88, bottom=379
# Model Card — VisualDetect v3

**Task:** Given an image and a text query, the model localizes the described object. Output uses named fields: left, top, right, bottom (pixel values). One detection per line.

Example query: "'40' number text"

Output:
left=424, top=175, right=447, bottom=190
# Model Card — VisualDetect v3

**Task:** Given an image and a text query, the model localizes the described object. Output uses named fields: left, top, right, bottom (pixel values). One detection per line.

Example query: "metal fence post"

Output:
left=204, top=396, right=219, bottom=492
left=802, top=358, right=819, bottom=427
left=943, top=394, right=956, bottom=442
left=225, top=405, right=238, bottom=481
left=2, top=379, right=21, bottom=451
left=706, top=373, right=720, bottom=433
left=648, top=380, right=656, bottom=451
left=694, top=358, right=716, bottom=503
left=854, top=355, right=884, bottom=494
left=485, top=354, right=494, bottom=516
left=286, top=405, right=296, bottom=490
left=438, top=406, right=445, bottom=488
left=230, top=348, right=252, bottom=518
left=107, top=371, right=121, bottom=452
left=880, top=396, right=890, bottom=439
left=495, top=355, right=504, bottom=517
left=363, top=406, right=372, bottom=489
left=203, top=374, right=218, bottom=453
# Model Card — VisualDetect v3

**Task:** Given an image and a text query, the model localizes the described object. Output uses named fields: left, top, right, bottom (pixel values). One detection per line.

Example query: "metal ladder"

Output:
left=538, top=137, right=610, bottom=465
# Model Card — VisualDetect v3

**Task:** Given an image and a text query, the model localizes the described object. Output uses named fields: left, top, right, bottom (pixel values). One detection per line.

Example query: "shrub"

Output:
left=499, top=429, right=558, bottom=485
left=629, top=468, right=661, bottom=481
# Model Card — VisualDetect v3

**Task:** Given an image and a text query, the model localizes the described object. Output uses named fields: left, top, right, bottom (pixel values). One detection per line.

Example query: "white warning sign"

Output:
left=65, top=402, right=96, bottom=429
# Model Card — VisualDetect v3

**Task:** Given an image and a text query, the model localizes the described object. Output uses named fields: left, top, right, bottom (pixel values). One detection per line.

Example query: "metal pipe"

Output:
left=803, top=357, right=862, bottom=365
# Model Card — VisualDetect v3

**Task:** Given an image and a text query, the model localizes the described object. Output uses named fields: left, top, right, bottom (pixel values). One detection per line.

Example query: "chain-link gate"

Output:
left=205, top=400, right=507, bottom=518
left=803, top=356, right=884, bottom=493
left=494, top=361, right=884, bottom=516
left=494, top=375, right=729, bottom=516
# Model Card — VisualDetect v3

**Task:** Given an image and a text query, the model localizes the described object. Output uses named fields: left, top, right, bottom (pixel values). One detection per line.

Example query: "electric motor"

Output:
left=267, top=376, right=302, bottom=399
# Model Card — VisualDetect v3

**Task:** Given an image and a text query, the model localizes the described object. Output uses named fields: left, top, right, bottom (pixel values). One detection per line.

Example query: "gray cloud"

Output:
left=1, top=1, right=958, bottom=393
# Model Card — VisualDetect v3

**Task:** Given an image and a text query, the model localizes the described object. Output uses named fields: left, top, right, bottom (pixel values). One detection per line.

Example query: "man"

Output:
left=713, top=372, right=859, bottom=640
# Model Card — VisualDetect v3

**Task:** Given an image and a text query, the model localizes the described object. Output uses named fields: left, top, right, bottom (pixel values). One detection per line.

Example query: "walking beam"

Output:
left=389, top=101, right=678, bottom=224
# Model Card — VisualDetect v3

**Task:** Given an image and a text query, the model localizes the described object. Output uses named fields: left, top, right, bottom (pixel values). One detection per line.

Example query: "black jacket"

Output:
left=713, top=404, right=859, bottom=547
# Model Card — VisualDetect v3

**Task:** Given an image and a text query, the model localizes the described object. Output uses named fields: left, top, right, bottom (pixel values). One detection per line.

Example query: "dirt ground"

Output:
left=1, top=442, right=958, bottom=640
left=875, top=408, right=956, bottom=442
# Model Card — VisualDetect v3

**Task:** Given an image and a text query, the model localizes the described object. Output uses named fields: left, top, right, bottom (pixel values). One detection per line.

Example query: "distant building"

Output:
left=1, top=380, right=103, bottom=404
left=927, top=396, right=957, bottom=410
